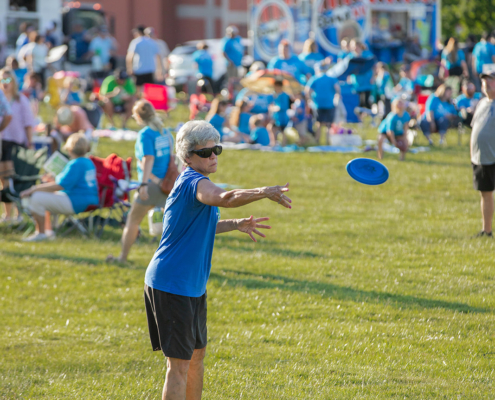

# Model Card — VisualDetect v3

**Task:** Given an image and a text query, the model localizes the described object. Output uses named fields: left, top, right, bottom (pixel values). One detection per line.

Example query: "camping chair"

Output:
left=143, top=84, right=169, bottom=111
left=0, top=146, right=48, bottom=232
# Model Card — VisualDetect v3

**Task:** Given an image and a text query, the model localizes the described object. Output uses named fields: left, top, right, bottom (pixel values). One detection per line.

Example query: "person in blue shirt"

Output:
left=268, top=79, right=292, bottom=141
left=267, top=40, right=312, bottom=84
left=126, top=26, right=162, bottom=92
left=419, top=84, right=458, bottom=145
left=229, top=99, right=253, bottom=142
left=206, top=98, right=235, bottom=142
left=249, top=114, right=273, bottom=146
left=70, top=23, right=90, bottom=61
left=455, top=80, right=483, bottom=126
left=374, top=62, right=394, bottom=116
left=107, top=99, right=172, bottom=263
left=236, top=87, right=274, bottom=114
left=192, top=41, right=213, bottom=80
left=144, top=120, right=291, bottom=399
left=222, top=25, right=244, bottom=80
left=298, top=39, right=325, bottom=75
left=472, top=33, right=495, bottom=90
left=378, top=98, right=410, bottom=161
left=393, top=65, right=414, bottom=100
left=20, top=132, right=98, bottom=242
left=305, top=71, right=340, bottom=145
left=441, top=37, right=469, bottom=78
left=348, top=39, right=375, bottom=109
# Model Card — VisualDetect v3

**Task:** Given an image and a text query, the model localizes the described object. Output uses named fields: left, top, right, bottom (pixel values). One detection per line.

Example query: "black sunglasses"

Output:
left=191, top=145, right=222, bottom=158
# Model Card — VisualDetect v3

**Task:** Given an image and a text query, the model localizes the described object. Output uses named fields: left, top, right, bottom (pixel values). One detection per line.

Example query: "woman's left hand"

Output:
left=237, top=216, right=271, bottom=242
left=139, top=185, right=149, bottom=201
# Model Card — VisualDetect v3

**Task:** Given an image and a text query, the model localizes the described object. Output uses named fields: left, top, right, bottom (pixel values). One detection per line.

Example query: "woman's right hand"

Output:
left=264, top=183, right=291, bottom=209
left=139, top=185, right=149, bottom=201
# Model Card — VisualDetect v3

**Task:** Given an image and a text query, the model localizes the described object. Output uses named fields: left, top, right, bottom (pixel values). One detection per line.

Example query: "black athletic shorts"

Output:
left=144, top=284, right=207, bottom=360
left=0, top=140, right=21, bottom=162
left=135, top=73, right=154, bottom=86
left=473, top=163, right=495, bottom=192
left=315, top=108, right=336, bottom=124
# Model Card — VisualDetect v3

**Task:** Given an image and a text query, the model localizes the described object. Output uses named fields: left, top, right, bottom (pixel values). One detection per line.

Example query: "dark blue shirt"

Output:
left=192, top=49, right=213, bottom=78
left=145, top=168, right=220, bottom=296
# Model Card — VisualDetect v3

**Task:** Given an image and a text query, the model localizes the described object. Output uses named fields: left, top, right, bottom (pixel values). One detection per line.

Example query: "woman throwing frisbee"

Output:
left=144, top=120, right=291, bottom=400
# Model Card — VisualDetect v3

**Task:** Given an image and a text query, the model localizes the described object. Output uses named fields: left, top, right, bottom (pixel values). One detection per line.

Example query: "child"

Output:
left=378, top=98, right=410, bottom=161
left=268, top=79, right=291, bottom=144
left=206, top=98, right=237, bottom=142
left=229, top=99, right=253, bottom=142
left=291, top=93, right=308, bottom=138
left=249, top=114, right=273, bottom=146
left=62, top=76, right=83, bottom=105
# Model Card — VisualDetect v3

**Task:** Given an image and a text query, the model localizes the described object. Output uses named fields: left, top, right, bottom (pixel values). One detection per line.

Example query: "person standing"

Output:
left=144, top=120, right=291, bottom=400
left=88, top=26, right=116, bottom=77
left=25, top=33, right=49, bottom=88
left=126, top=26, right=162, bottom=93
left=145, top=27, right=170, bottom=82
left=440, top=37, right=469, bottom=78
left=192, top=42, right=213, bottom=91
left=470, top=71, right=495, bottom=237
left=472, top=33, right=495, bottom=91
left=222, top=25, right=244, bottom=80
left=268, top=40, right=312, bottom=84
left=0, top=77, right=13, bottom=181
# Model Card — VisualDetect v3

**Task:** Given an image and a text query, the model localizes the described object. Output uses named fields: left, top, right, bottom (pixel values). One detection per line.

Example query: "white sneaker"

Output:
left=22, top=233, right=49, bottom=242
left=46, top=230, right=56, bottom=239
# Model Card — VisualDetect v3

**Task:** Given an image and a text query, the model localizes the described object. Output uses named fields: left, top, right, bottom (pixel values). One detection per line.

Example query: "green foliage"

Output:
left=0, top=115, right=494, bottom=398
left=443, top=0, right=495, bottom=40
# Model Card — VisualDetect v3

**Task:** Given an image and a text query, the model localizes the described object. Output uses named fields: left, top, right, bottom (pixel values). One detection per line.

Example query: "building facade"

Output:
left=99, top=0, right=248, bottom=54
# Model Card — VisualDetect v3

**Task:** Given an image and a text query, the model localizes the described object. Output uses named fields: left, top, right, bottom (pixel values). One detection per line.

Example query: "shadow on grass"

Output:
left=214, top=235, right=321, bottom=259
left=210, top=269, right=491, bottom=314
left=404, top=159, right=469, bottom=168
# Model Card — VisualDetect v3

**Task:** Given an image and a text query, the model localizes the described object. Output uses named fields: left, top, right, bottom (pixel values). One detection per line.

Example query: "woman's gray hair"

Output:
left=176, top=120, right=220, bottom=164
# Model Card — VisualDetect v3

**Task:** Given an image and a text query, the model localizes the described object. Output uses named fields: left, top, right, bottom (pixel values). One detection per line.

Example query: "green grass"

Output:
left=1, top=107, right=494, bottom=399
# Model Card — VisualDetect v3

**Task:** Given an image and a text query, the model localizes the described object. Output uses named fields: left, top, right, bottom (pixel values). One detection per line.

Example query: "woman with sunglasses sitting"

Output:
left=143, top=120, right=291, bottom=400
left=107, top=99, right=173, bottom=263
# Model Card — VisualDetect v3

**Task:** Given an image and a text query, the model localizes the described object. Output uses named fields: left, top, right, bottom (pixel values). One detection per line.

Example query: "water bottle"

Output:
left=148, top=207, right=164, bottom=236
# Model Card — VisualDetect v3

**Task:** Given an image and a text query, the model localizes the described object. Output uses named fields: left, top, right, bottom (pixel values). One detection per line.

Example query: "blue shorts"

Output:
left=315, top=108, right=336, bottom=124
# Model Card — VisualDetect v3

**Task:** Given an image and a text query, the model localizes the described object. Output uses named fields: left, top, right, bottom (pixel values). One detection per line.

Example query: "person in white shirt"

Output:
left=25, top=33, right=49, bottom=88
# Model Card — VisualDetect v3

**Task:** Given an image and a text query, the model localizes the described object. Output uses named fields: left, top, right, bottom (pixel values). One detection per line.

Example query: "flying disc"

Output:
left=346, top=158, right=389, bottom=185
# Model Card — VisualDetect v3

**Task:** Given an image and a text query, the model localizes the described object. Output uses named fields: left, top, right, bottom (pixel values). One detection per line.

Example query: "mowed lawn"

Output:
left=0, top=118, right=494, bottom=399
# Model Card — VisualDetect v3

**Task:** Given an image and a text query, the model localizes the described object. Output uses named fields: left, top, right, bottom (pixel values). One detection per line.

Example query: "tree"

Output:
left=443, top=0, right=495, bottom=40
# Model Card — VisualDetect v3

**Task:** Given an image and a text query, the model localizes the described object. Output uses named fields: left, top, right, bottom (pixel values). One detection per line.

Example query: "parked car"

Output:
left=166, top=38, right=252, bottom=93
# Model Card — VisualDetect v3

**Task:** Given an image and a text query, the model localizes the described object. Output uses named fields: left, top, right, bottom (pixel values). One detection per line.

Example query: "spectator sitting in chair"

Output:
left=99, top=69, right=137, bottom=129
left=20, top=133, right=99, bottom=242
left=455, top=80, right=483, bottom=127
left=419, top=84, right=458, bottom=145
left=54, top=105, right=94, bottom=142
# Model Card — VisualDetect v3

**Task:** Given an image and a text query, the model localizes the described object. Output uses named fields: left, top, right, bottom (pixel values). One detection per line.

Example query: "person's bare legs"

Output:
left=32, top=212, right=45, bottom=234
left=377, top=135, right=385, bottom=159
left=162, top=348, right=205, bottom=400
left=480, top=191, right=494, bottom=233
left=102, top=99, right=116, bottom=127
left=185, top=348, right=206, bottom=400
left=116, top=202, right=152, bottom=262
left=313, top=122, right=321, bottom=144
left=122, top=97, right=136, bottom=128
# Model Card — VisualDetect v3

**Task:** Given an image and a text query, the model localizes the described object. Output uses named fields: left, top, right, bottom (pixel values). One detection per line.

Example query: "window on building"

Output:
left=9, top=0, right=37, bottom=12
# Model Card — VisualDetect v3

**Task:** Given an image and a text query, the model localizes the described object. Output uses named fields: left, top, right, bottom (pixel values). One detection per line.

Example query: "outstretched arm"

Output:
left=216, top=216, right=271, bottom=242
left=197, top=179, right=291, bottom=209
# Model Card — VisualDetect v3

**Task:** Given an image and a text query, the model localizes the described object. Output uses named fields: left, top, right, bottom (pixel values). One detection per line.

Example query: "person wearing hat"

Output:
left=19, top=132, right=99, bottom=242
left=470, top=71, right=495, bottom=237
left=54, top=105, right=93, bottom=141
left=126, top=25, right=161, bottom=93
left=99, top=69, right=137, bottom=129
left=88, top=25, right=117, bottom=76
left=222, top=25, right=244, bottom=80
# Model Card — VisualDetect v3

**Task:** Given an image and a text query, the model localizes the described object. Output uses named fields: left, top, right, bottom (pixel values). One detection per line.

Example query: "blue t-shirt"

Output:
left=250, top=127, right=270, bottom=146
left=208, top=114, right=225, bottom=139
left=298, top=52, right=325, bottom=75
left=236, top=88, right=273, bottom=114
left=425, top=95, right=456, bottom=120
left=349, top=51, right=374, bottom=92
left=192, top=49, right=213, bottom=78
left=398, top=77, right=414, bottom=93
left=128, top=37, right=159, bottom=75
left=135, top=127, right=172, bottom=182
left=455, top=93, right=482, bottom=112
left=272, top=92, right=291, bottom=127
left=472, top=41, right=495, bottom=73
left=307, top=74, right=338, bottom=109
left=89, top=36, right=115, bottom=66
left=379, top=111, right=410, bottom=136
left=337, top=50, right=350, bottom=60
left=267, top=55, right=311, bottom=84
left=375, top=72, right=391, bottom=97
left=238, top=112, right=251, bottom=134
left=71, top=32, right=89, bottom=59
left=13, top=68, right=27, bottom=86
left=55, top=158, right=99, bottom=214
left=65, top=91, right=81, bottom=105
left=222, top=36, right=244, bottom=67
left=441, top=49, right=465, bottom=69
left=145, top=167, right=220, bottom=296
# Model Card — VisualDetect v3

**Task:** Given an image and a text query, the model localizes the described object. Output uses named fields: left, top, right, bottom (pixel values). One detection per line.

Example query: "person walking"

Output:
left=144, top=120, right=291, bottom=400
left=126, top=26, right=162, bottom=93
left=107, top=100, right=171, bottom=263
left=222, top=25, right=244, bottom=81
left=472, top=33, right=495, bottom=91
left=471, top=71, right=495, bottom=237
left=145, top=27, right=170, bottom=82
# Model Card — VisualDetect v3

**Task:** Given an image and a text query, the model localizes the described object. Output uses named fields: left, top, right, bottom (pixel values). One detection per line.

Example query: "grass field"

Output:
left=0, top=107, right=494, bottom=399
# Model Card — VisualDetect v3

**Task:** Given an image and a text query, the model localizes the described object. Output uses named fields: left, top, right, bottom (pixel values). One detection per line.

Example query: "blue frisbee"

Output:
left=346, top=158, right=389, bottom=185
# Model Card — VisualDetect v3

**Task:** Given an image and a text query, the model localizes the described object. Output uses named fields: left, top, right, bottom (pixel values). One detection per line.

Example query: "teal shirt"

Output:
left=56, top=158, right=99, bottom=213
left=379, top=111, right=410, bottom=136
left=135, top=127, right=172, bottom=182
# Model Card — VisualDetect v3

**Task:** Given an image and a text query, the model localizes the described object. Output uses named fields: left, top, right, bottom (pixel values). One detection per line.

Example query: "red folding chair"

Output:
left=417, top=94, right=429, bottom=116
left=143, top=83, right=169, bottom=111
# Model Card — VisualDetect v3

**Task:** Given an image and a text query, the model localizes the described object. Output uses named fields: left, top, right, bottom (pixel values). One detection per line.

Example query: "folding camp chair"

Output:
left=143, top=84, right=169, bottom=111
